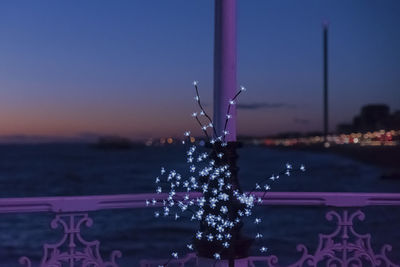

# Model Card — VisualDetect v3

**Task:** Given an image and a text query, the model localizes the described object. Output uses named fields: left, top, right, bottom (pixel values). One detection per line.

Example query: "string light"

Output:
left=150, top=82, right=305, bottom=264
left=196, top=231, right=203, bottom=240
left=300, top=164, right=306, bottom=172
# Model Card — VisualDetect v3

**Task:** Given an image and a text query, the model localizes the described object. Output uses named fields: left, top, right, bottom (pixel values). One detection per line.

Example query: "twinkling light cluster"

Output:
left=147, top=82, right=305, bottom=265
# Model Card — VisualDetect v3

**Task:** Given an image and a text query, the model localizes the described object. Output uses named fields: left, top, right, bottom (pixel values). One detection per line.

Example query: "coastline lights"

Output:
left=148, top=82, right=306, bottom=264
left=260, top=129, right=400, bottom=147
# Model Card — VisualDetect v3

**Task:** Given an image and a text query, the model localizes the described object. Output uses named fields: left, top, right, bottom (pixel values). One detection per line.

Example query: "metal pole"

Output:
left=195, top=1, right=252, bottom=266
left=214, top=1, right=236, bottom=266
left=213, top=0, right=237, bottom=142
left=323, top=22, right=329, bottom=145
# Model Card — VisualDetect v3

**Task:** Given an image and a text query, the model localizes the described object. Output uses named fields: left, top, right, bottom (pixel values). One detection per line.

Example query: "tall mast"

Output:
left=323, top=21, right=329, bottom=145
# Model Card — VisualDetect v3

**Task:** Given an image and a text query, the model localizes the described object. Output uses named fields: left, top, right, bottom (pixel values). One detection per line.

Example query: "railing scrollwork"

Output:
left=18, top=213, right=121, bottom=267
left=0, top=192, right=399, bottom=266
left=288, top=210, right=399, bottom=267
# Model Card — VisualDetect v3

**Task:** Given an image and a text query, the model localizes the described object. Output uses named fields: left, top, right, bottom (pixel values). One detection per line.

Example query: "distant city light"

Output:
left=254, top=129, right=399, bottom=148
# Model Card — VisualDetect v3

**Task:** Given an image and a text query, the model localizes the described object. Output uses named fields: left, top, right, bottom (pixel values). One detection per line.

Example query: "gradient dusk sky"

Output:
left=0, top=0, right=399, bottom=141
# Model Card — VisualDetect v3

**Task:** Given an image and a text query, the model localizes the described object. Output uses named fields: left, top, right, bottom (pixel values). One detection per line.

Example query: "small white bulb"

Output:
left=300, top=164, right=306, bottom=171
left=196, top=231, right=203, bottom=239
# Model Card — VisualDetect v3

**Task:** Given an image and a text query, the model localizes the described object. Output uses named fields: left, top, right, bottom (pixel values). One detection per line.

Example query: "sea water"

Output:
left=0, top=144, right=399, bottom=266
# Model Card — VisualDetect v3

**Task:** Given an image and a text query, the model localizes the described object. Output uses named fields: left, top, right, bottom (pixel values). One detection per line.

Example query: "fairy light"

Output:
left=151, top=82, right=306, bottom=264
left=300, top=164, right=306, bottom=172
left=207, top=234, right=214, bottom=241
left=196, top=231, right=203, bottom=240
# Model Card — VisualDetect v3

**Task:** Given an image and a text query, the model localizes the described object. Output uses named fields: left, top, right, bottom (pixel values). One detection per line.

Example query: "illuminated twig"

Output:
left=151, top=82, right=306, bottom=263
left=193, top=82, right=218, bottom=138
left=194, top=115, right=210, bottom=141
left=222, top=87, right=245, bottom=143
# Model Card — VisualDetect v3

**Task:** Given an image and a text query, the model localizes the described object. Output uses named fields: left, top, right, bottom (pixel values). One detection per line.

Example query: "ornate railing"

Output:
left=1, top=192, right=399, bottom=266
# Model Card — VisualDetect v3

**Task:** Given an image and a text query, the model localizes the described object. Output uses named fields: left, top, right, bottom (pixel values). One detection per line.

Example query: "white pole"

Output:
left=213, top=0, right=237, bottom=142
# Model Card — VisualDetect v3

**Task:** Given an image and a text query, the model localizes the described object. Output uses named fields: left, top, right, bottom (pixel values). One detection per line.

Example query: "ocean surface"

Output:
left=0, top=144, right=399, bottom=266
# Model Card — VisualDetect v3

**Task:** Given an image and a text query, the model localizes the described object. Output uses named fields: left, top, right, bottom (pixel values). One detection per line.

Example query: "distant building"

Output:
left=337, top=104, right=400, bottom=133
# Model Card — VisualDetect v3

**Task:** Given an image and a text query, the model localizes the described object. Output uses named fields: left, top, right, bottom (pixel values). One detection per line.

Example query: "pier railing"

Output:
left=1, top=192, right=399, bottom=266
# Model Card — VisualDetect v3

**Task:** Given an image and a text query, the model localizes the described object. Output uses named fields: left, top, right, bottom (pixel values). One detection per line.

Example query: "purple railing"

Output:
left=1, top=192, right=399, bottom=266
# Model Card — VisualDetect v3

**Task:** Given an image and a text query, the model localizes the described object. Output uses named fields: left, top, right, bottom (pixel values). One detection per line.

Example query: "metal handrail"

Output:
left=2, top=192, right=399, bottom=266
left=1, top=192, right=400, bottom=214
